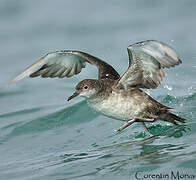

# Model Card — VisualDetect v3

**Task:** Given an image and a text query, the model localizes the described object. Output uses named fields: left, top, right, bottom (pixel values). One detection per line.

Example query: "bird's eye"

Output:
left=84, top=85, right=88, bottom=89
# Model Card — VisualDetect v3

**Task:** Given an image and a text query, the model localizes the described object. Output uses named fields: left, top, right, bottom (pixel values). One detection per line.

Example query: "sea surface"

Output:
left=0, top=0, right=196, bottom=179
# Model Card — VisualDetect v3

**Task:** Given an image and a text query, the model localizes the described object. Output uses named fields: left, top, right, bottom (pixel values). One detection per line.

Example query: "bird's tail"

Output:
left=159, top=112, right=186, bottom=125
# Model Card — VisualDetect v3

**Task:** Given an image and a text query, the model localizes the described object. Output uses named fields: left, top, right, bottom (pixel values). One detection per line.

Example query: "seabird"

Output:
left=10, top=40, right=185, bottom=134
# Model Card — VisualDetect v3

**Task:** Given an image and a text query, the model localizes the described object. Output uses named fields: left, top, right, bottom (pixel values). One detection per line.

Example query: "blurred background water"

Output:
left=0, top=0, right=196, bottom=179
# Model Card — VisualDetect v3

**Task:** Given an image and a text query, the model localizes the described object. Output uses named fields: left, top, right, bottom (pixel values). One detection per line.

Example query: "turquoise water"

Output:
left=0, top=0, right=196, bottom=179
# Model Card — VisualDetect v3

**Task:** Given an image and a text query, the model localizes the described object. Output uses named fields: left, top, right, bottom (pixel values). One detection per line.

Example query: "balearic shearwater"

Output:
left=10, top=40, right=185, bottom=134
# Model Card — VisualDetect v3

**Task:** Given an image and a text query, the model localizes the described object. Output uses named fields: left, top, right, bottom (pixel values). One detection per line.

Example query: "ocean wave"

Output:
left=1, top=101, right=98, bottom=141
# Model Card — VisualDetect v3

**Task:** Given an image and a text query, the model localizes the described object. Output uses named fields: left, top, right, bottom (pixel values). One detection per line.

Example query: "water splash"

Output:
left=163, top=84, right=173, bottom=91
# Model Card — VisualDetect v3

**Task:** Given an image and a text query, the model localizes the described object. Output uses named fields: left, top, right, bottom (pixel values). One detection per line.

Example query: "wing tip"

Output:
left=8, top=79, right=15, bottom=86
left=8, top=73, right=28, bottom=86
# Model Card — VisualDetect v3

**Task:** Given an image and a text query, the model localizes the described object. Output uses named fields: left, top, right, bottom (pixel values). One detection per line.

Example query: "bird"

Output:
left=10, top=40, right=185, bottom=134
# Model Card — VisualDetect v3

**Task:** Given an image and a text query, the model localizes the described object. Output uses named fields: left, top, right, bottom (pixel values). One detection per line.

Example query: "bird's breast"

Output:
left=87, top=91, right=141, bottom=121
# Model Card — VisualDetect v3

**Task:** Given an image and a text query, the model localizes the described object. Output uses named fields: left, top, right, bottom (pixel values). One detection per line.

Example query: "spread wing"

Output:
left=9, top=50, right=120, bottom=84
left=116, top=40, right=182, bottom=89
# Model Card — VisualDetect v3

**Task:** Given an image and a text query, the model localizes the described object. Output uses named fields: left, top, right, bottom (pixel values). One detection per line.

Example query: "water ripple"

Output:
left=1, top=101, right=98, bottom=141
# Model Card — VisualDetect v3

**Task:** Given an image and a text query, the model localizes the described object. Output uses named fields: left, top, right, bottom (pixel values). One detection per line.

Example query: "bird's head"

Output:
left=67, top=79, right=102, bottom=101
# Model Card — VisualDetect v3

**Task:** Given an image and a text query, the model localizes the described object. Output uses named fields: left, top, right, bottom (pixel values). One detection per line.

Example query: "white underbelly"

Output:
left=87, top=92, right=140, bottom=121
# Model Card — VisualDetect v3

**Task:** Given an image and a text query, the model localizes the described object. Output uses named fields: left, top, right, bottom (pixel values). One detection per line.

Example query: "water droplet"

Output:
left=188, top=86, right=193, bottom=95
left=164, top=85, right=173, bottom=91
left=145, top=90, right=151, bottom=95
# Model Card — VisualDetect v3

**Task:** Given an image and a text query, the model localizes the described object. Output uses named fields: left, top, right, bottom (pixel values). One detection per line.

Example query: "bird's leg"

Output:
left=117, top=118, right=155, bottom=132
left=135, top=117, right=155, bottom=123
left=140, top=122, right=151, bottom=136
left=137, top=118, right=156, bottom=135
left=117, top=118, right=136, bottom=131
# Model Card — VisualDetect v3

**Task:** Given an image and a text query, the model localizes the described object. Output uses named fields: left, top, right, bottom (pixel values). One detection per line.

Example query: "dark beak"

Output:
left=67, top=92, right=79, bottom=101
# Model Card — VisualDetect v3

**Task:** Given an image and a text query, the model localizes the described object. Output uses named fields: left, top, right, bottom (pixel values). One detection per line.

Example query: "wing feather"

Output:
left=9, top=50, right=120, bottom=85
left=61, top=67, right=72, bottom=78
left=49, top=66, right=65, bottom=78
left=56, top=67, right=67, bottom=78
left=116, top=40, right=182, bottom=89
